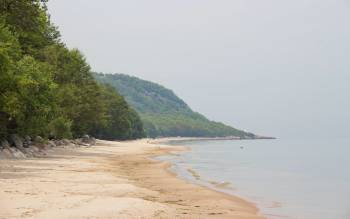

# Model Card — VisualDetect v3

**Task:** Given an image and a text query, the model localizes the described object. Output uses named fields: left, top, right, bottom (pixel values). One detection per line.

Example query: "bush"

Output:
left=48, top=117, right=72, bottom=139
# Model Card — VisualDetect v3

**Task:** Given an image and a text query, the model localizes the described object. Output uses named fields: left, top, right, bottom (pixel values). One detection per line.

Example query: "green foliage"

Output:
left=92, top=84, right=145, bottom=140
left=93, top=73, right=255, bottom=138
left=0, top=0, right=145, bottom=140
left=0, top=20, right=57, bottom=138
left=0, top=0, right=60, bottom=57
left=12, top=55, right=57, bottom=137
left=48, top=116, right=72, bottom=139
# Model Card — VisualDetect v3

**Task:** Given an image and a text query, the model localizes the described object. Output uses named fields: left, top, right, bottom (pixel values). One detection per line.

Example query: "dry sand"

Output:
left=0, top=139, right=264, bottom=219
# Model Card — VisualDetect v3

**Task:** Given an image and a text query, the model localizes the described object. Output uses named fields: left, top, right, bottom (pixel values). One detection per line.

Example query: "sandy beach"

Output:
left=0, top=139, right=264, bottom=219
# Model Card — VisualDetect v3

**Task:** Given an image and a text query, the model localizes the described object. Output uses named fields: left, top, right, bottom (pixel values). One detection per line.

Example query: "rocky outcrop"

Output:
left=0, top=134, right=97, bottom=160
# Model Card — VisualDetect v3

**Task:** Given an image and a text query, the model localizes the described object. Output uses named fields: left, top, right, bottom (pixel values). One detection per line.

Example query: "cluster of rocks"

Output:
left=0, top=134, right=96, bottom=159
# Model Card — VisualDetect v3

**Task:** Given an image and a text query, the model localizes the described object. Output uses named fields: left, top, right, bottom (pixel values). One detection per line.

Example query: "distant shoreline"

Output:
left=150, top=136, right=276, bottom=145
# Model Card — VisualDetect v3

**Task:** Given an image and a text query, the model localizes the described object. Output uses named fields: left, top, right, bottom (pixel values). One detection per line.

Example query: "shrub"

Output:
left=48, top=117, right=72, bottom=139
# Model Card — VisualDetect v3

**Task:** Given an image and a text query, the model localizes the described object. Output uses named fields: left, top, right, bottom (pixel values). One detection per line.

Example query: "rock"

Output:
left=82, top=134, right=90, bottom=143
left=33, top=136, right=48, bottom=150
left=62, top=139, right=71, bottom=145
left=24, top=135, right=31, bottom=142
left=0, top=148, right=14, bottom=159
left=23, top=142, right=29, bottom=148
left=89, top=137, right=96, bottom=145
left=53, top=139, right=74, bottom=147
left=74, top=138, right=83, bottom=145
left=47, top=140, right=56, bottom=148
left=0, top=139, right=10, bottom=149
left=9, top=134, right=23, bottom=148
left=23, top=148, right=34, bottom=157
left=81, top=135, right=96, bottom=145
left=24, top=145, right=44, bottom=157
left=54, top=140, right=62, bottom=146
left=11, top=148, right=26, bottom=159
left=23, top=136, right=32, bottom=148
left=34, top=136, right=44, bottom=144
left=8, top=135, right=28, bottom=156
left=29, top=145, right=40, bottom=153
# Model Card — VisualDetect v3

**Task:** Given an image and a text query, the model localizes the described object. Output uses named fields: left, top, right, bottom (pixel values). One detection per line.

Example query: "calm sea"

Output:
left=157, top=138, right=350, bottom=219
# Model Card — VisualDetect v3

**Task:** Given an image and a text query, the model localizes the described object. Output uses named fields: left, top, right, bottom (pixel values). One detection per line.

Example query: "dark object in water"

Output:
left=240, top=146, right=244, bottom=149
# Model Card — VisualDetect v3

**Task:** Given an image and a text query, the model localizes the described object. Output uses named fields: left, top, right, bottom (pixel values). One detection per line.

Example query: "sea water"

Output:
left=157, top=138, right=350, bottom=219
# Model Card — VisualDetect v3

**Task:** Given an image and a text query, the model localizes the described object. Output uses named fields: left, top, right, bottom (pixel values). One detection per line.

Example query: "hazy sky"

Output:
left=47, top=0, right=350, bottom=138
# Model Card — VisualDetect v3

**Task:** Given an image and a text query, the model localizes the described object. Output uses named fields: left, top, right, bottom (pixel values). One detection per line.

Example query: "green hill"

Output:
left=93, top=73, right=255, bottom=138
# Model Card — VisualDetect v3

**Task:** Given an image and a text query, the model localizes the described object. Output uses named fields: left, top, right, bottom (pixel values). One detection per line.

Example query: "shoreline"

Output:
left=0, top=139, right=264, bottom=219
left=150, top=137, right=276, bottom=145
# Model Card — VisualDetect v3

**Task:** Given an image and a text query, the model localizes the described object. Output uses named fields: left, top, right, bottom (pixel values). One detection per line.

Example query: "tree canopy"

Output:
left=0, top=0, right=145, bottom=140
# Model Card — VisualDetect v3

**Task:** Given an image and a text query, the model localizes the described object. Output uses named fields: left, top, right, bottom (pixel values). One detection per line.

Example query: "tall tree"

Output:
left=0, top=0, right=145, bottom=140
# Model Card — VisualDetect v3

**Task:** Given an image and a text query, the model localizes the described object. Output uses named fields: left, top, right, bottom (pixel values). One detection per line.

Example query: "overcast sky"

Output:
left=47, top=0, right=350, bottom=138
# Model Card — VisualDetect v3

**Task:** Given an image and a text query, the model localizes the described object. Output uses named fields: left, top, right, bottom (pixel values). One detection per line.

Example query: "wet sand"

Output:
left=0, top=139, right=264, bottom=219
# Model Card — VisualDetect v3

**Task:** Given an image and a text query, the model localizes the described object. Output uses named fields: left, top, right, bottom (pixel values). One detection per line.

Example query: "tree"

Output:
left=95, top=84, right=145, bottom=140
left=0, top=0, right=60, bottom=56
left=0, top=0, right=145, bottom=140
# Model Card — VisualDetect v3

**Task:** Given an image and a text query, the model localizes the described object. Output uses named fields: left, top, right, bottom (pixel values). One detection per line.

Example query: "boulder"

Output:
left=24, top=145, right=44, bottom=157
left=23, top=135, right=32, bottom=148
left=10, top=148, right=26, bottom=159
left=24, top=135, right=31, bottom=142
left=34, top=136, right=44, bottom=144
left=23, top=148, right=34, bottom=157
left=47, top=140, right=56, bottom=148
left=74, top=138, right=83, bottom=145
left=33, top=136, right=48, bottom=149
left=62, top=139, right=71, bottom=145
left=29, top=145, right=40, bottom=153
left=0, top=148, right=14, bottom=159
left=54, top=140, right=62, bottom=146
left=89, top=137, right=96, bottom=145
left=0, top=139, right=10, bottom=149
left=82, top=134, right=90, bottom=143
left=81, top=135, right=96, bottom=145
left=9, top=134, right=23, bottom=148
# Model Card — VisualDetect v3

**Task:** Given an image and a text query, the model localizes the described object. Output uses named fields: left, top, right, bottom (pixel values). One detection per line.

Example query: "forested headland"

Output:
left=0, top=1, right=145, bottom=141
left=94, top=73, right=256, bottom=138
